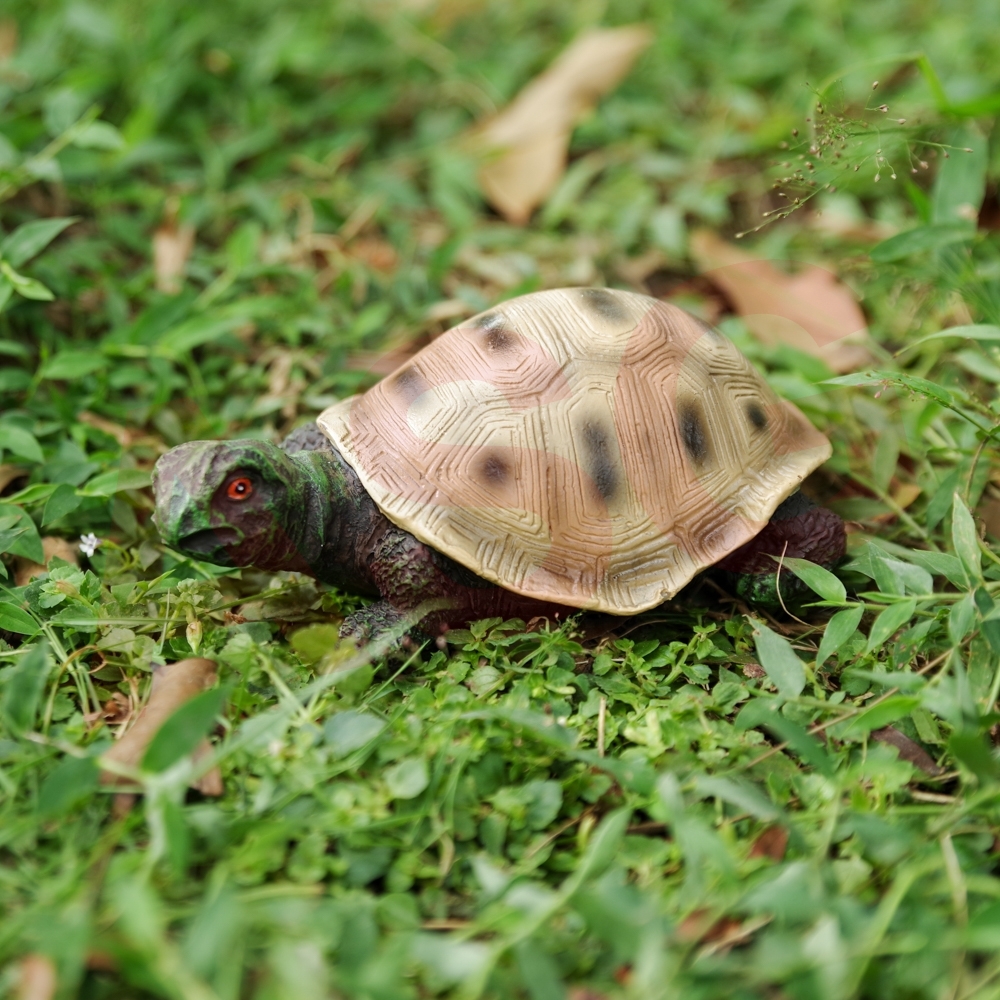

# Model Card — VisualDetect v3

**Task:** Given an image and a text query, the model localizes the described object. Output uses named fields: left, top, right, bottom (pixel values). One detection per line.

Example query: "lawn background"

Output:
left=2, top=1, right=1000, bottom=997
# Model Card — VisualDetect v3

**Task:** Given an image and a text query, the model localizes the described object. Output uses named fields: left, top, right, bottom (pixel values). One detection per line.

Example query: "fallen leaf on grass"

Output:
left=676, top=909, right=772, bottom=957
left=979, top=493, right=1000, bottom=540
left=871, top=726, right=943, bottom=775
left=77, top=411, right=136, bottom=448
left=696, top=915, right=772, bottom=959
left=0, top=19, right=17, bottom=63
left=152, top=216, right=195, bottom=295
left=0, top=463, right=27, bottom=494
left=17, top=954, right=56, bottom=1000
left=690, top=229, right=873, bottom=374
left=749, top=824, right=789, bottom=860
left=472, top=26, right=652, bottom=224
left=101, top=657, right=223, bottom=796
left=14, top=536, right=79, bottom=587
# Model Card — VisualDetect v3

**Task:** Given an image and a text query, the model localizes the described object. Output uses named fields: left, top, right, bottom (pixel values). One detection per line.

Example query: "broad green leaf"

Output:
left=868, top=549, right=933, bottom=596
left=154, top=316, right=248, bottom=359
left=0, top=503, right=44, bottom=562
left=900, top=324, right=1000, bottom=355
left=0, top=424, right=43, bottom=463
left=0, top=261, right=53, bottom=300
left=385, top=758, right=429, bottom=799
left=752, top=622, right=806, bottom=697
left=0, top=641, right=51, bottom=734
left=948, top=729, right=1000, bottom=783
left=567, top=807, right=631, bottom=887
left=950, top=92, right=1000, bottom=117
left=981, top=611, right=1000, bottom=655
left=514, top=941, right=564, bottom=1000
left=42, top=483, right=83, bottom=525
left=337, top=662, right=374, bottom=695
left=839, top=696, right=922, bottom=739
left=40, top=350, right=108, bottom=380
left=289, top=624, right=341, bottom=664
left=932, top=124, right=987, bottom=226
left=870, top=223, right=972, bottom=263
left=777, top=556, right=847, bottom=604
left=952, top=494, right=983, bottom=584
left=141, top=686, right=227, bottom=773
left=73, top=120, right=125, bottom=150
left=759, top=711, right=833, bottom=775
left=463, top=707, right=578, bottom=749
left=79, top=468, right=151, bottom=496
left=866, top=600, right=918, bottom=653
left=824, top=371, right=977, bottom=425
left=816, top=604, right=865, bottom=669
left=0, top=217, right=77, bottom=267
left=894, top=548, right=965, bottom=588
left=0, top=601, right=40, bottom=635
left=966, top=901, right=1000, bottom=950
left=324, top=710, right=385, bottom=757
left=37, top=756, right=99, bottom=817
left=694, top=774, right=780, bottom=821
left=4, top=483, right=57, bottom=506
left=949, top=592, right=976, bottom=645
left=412, top=936, right=490, bottom=988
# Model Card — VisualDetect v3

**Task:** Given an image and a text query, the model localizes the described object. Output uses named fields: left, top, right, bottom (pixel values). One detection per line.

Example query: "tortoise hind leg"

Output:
left=716, top=491, right=846, bottom=608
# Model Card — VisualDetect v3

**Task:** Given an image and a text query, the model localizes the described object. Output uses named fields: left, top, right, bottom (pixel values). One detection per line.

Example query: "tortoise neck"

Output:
left=288, top=447, right=388, bottom=595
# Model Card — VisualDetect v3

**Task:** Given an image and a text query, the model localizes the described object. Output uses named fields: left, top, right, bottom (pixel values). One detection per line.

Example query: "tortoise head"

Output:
left=152, top=439, right=311, bottom=570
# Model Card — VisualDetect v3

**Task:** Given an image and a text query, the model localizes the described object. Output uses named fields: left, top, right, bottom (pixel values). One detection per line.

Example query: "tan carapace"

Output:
left=318, top=288, right=831, bottom=614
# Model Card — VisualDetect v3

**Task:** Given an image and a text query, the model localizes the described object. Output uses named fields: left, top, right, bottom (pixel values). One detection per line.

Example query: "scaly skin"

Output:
left=152, top=423, right=846, bottom=638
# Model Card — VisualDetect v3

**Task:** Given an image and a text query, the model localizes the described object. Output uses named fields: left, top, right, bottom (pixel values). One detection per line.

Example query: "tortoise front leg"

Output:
left=716, top=491, right=846, bottom=608
left=340, top=601, right=409, bottom=643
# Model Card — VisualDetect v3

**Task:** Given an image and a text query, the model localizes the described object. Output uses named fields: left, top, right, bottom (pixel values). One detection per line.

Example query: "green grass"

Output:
left=3, top=1, right=1000, bottom=997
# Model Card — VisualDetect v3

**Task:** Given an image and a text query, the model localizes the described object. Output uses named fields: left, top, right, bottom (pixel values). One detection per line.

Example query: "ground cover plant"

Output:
left=2, top=0, right=1000, bottom=997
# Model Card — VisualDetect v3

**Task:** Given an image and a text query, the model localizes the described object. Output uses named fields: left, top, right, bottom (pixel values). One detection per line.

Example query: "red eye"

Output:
left=226, top=477, right=254, bottom=501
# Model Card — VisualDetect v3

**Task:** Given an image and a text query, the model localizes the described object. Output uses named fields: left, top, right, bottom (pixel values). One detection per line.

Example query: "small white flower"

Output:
left=79, top=533, right=101, bottom=557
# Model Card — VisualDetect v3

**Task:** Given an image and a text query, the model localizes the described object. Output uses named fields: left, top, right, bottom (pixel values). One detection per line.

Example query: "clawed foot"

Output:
left=339, top=601, right=431, bottom=650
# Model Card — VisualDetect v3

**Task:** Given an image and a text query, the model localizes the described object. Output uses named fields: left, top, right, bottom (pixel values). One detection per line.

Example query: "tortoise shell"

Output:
left=318, top=288, right=831, bottom=614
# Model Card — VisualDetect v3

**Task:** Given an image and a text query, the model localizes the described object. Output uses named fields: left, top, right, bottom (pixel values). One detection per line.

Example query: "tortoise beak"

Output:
left=174, top=528, right=238, bottom=565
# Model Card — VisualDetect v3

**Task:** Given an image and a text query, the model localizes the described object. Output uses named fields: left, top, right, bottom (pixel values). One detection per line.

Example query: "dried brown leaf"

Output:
left=153, top=220, right=195, bottom=295
left=690, top=229, right=873, bottom=374
left=980, top=494, right=1000, bottom=541
left=14, top=537, right=79, bottom=587
left=871, top=726, right=943, bottom=775
left=17, top=954, right=56, bottom=1000
left=77, top=411, right=135, bottom=447
left=348, top=235, right=398, bottom=272
left=473, top=26, right=652, bottom=224
left=0, top=463, right=27, bottom=494
left=0, top=19, right=17, bottom=63
left=749, top=824, right=789, bottom=860
left=101, top=658, right=222, bottom=795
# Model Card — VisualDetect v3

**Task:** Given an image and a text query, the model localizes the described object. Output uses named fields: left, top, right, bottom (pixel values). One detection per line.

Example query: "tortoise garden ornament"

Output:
left=152, top=288, right=846, bottom=639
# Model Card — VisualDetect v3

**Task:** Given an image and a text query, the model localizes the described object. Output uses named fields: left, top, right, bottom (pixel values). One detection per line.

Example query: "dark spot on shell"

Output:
left=393, top=365, right=428, bottom=404
left=474, top=312, right=513, bottom=352
left=576, top=288, right=628, bottom=322
left=480, top=453, right=509, bottom=485
left=679, top=404, right=709, bottom=464
left=746, top=401, right=768, bottom=431
left=582, top=421, right=619, bottom=502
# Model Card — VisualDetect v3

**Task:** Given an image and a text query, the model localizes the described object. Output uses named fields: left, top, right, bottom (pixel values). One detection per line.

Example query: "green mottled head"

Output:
left=152, top=440, right=324, bottom=571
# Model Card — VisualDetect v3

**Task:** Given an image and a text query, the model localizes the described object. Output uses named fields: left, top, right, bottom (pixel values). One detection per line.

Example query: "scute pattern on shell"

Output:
left=318, top=288, right=832, bottom=614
